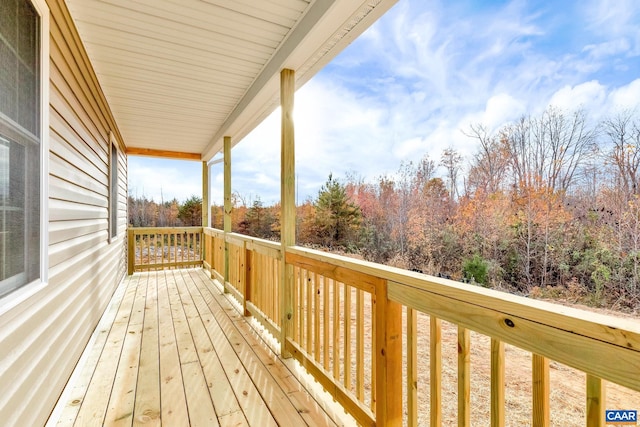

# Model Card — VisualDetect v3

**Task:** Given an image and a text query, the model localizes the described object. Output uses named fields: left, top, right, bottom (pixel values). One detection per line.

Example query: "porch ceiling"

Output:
left=65, top=0, right=398, bottom=161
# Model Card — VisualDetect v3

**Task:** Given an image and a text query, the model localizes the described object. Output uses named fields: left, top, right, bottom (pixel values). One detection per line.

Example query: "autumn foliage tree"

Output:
left=136, top=106, right=640, bottom=311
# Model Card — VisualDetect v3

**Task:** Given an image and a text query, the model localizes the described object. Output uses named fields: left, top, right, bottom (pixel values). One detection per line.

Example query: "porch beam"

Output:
left=280, top=68, right=295, bottom=357
left=126, top=147, right=201, bottom=161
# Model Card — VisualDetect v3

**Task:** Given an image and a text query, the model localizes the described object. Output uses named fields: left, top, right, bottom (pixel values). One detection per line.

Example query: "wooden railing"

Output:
left=204, top=228, right=282, bottom=335
left=127, top=227, right=203, bottom=274
left=201, top=227, right=640, bottom=427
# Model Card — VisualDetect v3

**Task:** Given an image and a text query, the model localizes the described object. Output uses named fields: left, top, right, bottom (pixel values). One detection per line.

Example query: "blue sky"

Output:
left=128, top=0, right=640, bottom=206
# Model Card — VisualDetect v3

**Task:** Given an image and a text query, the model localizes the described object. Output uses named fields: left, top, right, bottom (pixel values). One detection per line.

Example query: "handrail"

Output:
left=186, top=227, right=640, bottom=425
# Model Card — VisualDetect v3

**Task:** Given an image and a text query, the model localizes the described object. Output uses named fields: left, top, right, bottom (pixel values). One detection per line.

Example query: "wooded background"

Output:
left=129, top=107, right=640, bottom=311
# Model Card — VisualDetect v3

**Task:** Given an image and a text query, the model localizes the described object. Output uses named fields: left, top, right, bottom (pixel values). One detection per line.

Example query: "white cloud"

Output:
left=584, top=0, right=639, bottom=36
left=583, top=39, right=631, bottom=59
left=548, top=80, right=607, bottom=112
left=607, top=79, right=640, bottom=111
left=483, top=94, right=526, bottom=131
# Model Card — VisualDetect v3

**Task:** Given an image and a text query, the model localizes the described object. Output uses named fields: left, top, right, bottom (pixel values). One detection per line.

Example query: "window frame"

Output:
left=108, top=131, right=118, bottom=242
left=0, top=0, right=49, bottom=313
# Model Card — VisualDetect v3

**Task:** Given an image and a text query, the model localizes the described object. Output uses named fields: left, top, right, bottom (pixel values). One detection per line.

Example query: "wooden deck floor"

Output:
left=49, top=268, right=350, bottom=426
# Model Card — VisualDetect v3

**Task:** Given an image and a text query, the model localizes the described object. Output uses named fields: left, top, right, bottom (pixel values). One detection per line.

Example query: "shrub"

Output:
left=463, top=254, right=489, bottom=286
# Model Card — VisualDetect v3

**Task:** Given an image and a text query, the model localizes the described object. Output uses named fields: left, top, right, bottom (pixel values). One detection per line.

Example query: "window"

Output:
left=0, top=0, right=46, bottom=298
left=109, top=133, right=118, bottom=241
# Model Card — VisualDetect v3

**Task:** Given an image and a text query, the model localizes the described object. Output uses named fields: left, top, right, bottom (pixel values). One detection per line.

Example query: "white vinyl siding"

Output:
left=0, top=0, right=127, bottom=425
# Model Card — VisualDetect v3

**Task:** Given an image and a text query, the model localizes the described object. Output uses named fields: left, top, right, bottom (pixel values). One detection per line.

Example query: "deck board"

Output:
left=51, top=268, right=345, bottom=426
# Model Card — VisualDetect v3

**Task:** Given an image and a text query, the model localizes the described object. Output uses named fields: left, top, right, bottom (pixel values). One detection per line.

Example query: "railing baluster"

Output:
left=314, top=272, right=320, bottom=363
left=306, top=269, right=312, bottom=353
left=430, top=316, right=442, bottom=427
left=300, top=267, right=305, bottom=346
left=532, top=354, right=549, bottom=427
left=265, top=255, right=269, bottom=319
left=586, top=375, right=605, bottom=427
left=153, top=233, right=157, bottom=268
left=458, top=326, right=470, bottom=427
left=173, top=233, right=177, bottom=268
left=323, top=276, right=330, bottom=371
left=371, top=293, right=376, bottom=414
left=243, top=244, right=251, bottom=316
left=293, top=267, right=299, bottom=343
left=159, top=232, right=163, bottom=267
left=344, top=284, right=351, bottom=391
left=333, top=279, right=340, bottom=382
left=408, top=307, right=418, bottom=427
left=356, top=288, right=364, bottom=403
left=140, top=233, right=151, bottom=270
left=491, top=338, right=505, bottom=427
left=256, top=255, right=268, bottom=319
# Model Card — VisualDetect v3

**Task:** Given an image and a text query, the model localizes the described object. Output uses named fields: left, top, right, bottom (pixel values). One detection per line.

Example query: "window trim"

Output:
left=108, top=131, right=118, bottom=243
left=0, top=0, right=49, bottom=314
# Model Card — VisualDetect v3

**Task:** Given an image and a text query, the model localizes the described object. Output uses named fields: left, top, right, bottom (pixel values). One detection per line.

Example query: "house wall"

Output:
left=0, top=0, right=128, bottom=425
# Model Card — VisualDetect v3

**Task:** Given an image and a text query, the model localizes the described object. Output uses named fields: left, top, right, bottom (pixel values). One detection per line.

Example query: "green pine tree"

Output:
left=314, top=173, right=361, bottom=249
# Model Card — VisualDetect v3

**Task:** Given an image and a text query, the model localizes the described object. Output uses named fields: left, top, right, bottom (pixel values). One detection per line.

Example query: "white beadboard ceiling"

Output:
left=65, top=0, right=398, bottom=161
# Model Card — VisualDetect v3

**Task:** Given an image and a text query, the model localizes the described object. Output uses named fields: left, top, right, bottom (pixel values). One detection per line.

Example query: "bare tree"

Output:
left=440, top=147, right=463, bottom=199
left=602, top=110, right=640, bottom=200
left=503, top=107, right=596, bottom=195
left=464, top=124, right=510, bottom=193
left=539, top=107, right=597, bottom=193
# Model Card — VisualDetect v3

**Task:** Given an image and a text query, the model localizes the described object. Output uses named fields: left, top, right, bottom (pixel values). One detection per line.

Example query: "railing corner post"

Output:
left=127, top=228, right=134, bottom=275
left=375, top=279, right=403, bottom=426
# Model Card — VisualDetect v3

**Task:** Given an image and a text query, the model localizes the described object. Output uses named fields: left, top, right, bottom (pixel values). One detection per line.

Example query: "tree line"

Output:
left=130, top=106, right=640, bottom=310
left=128, top=194, right=202, bottom=227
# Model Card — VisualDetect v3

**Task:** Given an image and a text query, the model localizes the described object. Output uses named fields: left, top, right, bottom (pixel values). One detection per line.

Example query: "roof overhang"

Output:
left=65, top=0, right=398, bottom=161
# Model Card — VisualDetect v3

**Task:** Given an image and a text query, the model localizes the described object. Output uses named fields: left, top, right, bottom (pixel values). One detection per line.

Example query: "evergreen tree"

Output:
left=178, top=195, right=202, bottom=226
left=314, top=174, right=361, bottom=249
left=243, top=197, right=275, bottom=238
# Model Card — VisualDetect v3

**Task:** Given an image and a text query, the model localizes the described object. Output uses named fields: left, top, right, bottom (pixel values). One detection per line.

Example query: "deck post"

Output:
left=280, top=68, right=295, bottom=358
left=223, top=136, right=231, bottom=293
left=375, top=279, right=403, bottom=426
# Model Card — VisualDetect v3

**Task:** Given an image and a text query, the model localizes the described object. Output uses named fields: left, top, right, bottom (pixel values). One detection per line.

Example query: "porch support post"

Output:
left=202, top=161, right=209, bottom=262
left=223, top=136, right=232, bottom=292
left=202, top=161, right=209, bottom=228
left=280, top=68, right=295, bottom=357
